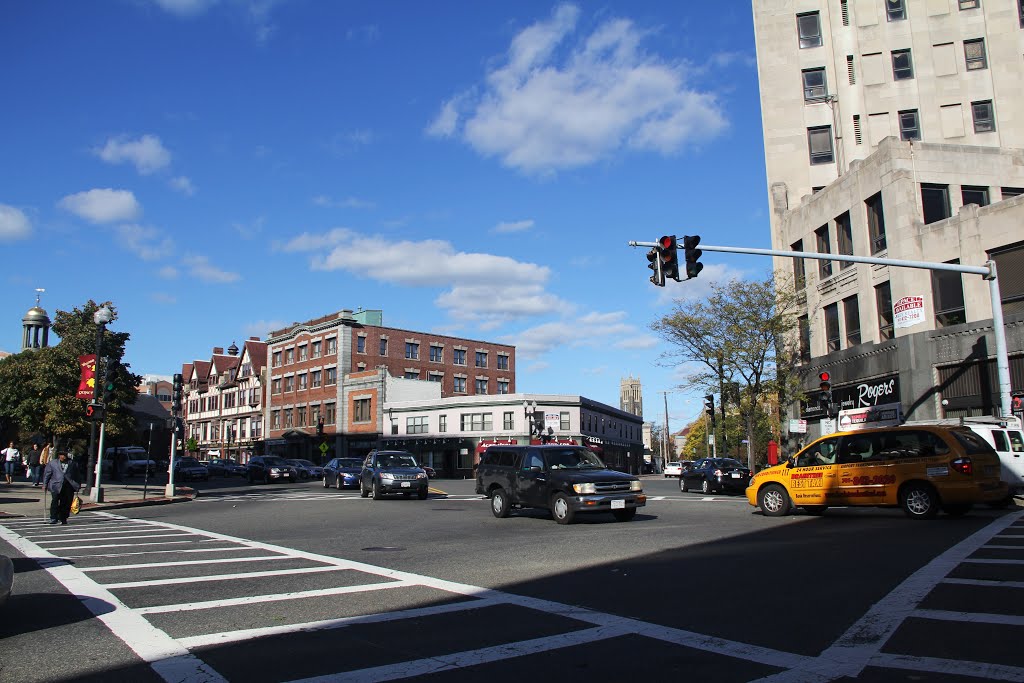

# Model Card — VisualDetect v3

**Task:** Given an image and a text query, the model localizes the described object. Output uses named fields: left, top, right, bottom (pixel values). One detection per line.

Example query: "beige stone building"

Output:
left=752, top=0, right=1024, bottom=433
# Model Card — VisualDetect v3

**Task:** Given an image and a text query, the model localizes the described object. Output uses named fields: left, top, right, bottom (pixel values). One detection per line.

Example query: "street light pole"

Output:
left=84, top=304, right=112, bottom=499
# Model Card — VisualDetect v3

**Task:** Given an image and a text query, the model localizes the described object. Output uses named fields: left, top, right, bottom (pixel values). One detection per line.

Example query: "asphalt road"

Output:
left=1, top=476, right=1022, bottom=683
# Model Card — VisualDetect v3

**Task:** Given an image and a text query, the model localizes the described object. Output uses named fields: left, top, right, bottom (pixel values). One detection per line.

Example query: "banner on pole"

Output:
left=77, top=355, right=96, bottom=400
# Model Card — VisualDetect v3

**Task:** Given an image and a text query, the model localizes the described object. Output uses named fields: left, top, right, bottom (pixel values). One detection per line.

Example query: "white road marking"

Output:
left=964, top=558, right=1024, bottom=565
left=872, top=653, right=1024, bottom=682
left=47, top=538, right=220, bottom=551
left=35, top=532, right=193, bottom=544
left=62, top=545, right=247, bottom=559
left=914, top=608, right=1024, bottom=627
left=100, top=564, right=349, bottom=589
left=81, top=554, right=288, bottom=572
left=943, top=577, right=1024, bottom=589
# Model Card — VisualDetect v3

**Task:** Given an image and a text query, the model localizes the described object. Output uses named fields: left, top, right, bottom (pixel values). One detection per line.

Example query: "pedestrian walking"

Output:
left=41, top=451, right=82, bottom=525
left=2, top=441, right=21, bottom=484
left=26, top=443, right=43, bottom=486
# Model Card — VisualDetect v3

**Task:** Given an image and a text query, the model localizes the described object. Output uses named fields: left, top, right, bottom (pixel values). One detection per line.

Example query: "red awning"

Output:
left=475, top=440, right=517, bottom=454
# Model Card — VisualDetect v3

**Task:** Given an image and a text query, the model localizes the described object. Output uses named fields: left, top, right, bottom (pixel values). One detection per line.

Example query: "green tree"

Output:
left=0, top=300, right=141, bottom=450
left=651, top=275, right=803, bottom=472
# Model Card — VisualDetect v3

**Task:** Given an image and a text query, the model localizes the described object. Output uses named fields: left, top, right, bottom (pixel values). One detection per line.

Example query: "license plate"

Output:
left=611, top=499, right=625, bottom=509
left=731, top=472, right=741, bottom=478
left=401, top=481, right=411, bottom=487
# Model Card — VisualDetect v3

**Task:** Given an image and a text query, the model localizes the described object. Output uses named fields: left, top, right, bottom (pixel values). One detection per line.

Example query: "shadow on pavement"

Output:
left=0, top=591, right=113, bottom=638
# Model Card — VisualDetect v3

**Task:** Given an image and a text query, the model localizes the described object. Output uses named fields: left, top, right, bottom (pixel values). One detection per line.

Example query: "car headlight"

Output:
left=381, top=472, right=394, bottom=481
left=416, top=472, right=427, bottom=479
left=573, top=483, right=596, bottom=494
left=629, top=480, right=643, bottom=492
left=270, top=468, right=281, bottom=474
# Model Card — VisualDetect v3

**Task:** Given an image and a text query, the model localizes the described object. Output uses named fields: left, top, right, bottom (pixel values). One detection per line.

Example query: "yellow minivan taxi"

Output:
left=746, top=425, right=1009, bottom=519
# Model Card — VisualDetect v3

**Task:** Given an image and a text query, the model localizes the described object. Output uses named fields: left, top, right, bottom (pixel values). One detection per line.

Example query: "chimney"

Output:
left=213, top=347, right=224, bottom=355
left=249, top=336, right=260, bottom=341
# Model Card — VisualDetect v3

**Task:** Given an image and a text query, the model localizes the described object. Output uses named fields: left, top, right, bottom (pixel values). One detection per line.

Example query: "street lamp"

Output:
left=85, top=304, right=113, bottom=501
left=523, top=400, right=536, bottom=443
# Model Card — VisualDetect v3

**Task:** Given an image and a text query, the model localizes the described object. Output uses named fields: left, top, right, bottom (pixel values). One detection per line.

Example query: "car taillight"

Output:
left=951, top=457, right=973, bottom=476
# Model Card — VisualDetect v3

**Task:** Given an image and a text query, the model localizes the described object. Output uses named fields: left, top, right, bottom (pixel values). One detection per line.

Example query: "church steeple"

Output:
left=21, top=288, right=50, bottom=351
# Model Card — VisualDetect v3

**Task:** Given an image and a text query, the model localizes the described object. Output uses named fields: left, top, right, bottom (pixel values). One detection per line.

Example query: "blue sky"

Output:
left=0, top=0, right=771, bottom=430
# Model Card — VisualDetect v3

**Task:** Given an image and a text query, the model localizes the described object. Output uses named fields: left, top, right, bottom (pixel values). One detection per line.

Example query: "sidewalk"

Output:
left=0, top=481, right=196, bottom=519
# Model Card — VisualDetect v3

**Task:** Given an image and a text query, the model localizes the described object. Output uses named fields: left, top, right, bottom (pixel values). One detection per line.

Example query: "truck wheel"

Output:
left=490, top=487, right=511, bottom=518
left=551, top=493, right=575, bottom=525
left=758, top=484, right=791, bottom=517
left=612, top=508, right=636, bottom=522
left=360, top=480, right=369, bottom=498
left=372, top=480, right=383, bottom=500
left=901, top=482, right=938, bottom=519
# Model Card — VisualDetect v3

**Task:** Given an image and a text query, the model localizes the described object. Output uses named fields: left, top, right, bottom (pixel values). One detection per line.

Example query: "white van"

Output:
left=963, top=417, right=1024, bottom=497
left=103, top=446, right=157, bottom=477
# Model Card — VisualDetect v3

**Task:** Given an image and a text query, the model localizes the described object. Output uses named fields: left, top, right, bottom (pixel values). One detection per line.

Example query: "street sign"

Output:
left=85, top=403, right=105, bottom=421
left=319, top=442, right=329, bottom=454
left=789, top=419, right=807, bottom=434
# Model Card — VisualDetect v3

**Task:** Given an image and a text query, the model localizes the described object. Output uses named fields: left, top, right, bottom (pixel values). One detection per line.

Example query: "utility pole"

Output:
left=662, top=391, right=670, bottom=464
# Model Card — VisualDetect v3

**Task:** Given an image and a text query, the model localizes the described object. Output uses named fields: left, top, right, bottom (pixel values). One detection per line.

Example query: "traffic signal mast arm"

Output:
left=627, top=239, right=1010, bottom=417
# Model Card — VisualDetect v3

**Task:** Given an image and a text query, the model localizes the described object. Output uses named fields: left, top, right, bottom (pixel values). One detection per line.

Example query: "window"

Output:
left=439, top=415, right=447, bottom=432
left=430, top=345, right=443, bottom=362
left=898, top=109, right=920, bottom=140
left=560, top=412, right=570, bottom=430
left=475, top=351, right=488, bottom=368
left=962, top=186, right=990, bottom=208
left=379, top=338, right=387, bottom=356
left=353, top=398, right=371, bottom=423
left=815, top=225, right=833, bottom=279
left=404, top=370, right=420, bottom=380
left=284, top=376, right=294, bottom=392
left=824, top=303, right=840, bottom=352
left=357, top=336, right=366, bottom=353
left=271, top=410, right=281, bottom=430
left=866, top=193, right=886, bottom=253
left=932, top=260, right=966, bottom=327
left=797, top=12, right=822, bottom=49
left=460, top=413, right=493, bottom=431
left=886, top=0, right=906, bottom=21
left=1020, top=0, right=1024, bottom=27
left=497, top=380, right=510, bottom=394
left=405, top=342, right=419, bottom=360
left=802, top=68, right=827, bottom=101
left=836, top=212, right=853, bottom=270
left=847, top=55, right=856, bottom=84
left=475, top=378, right=488, bottom=394
left=503, top=412, right=514, bottom=430
left=326, top=338, right=337, bottom=355
left=296, top=406, right=307, bottom=427
left=989, top=243, right=1024, bottom=316
left=272, top=378, right=281, bottom=394
left=807, top=126, right=834, bottom=164
left=285, top=348, right=293, bottom=364
left=891, top=50, right=914, bottom=80
left=312, top=341, right=321, bottom=358
left=272, top=351, right=282, bottom=367
left=407, top=416, right=428, bottom=434
left=853, top=114, right=862, bottom=144
left=959, top=0, right=979, bottom=8
left=972, top=100, right=995, bottom=133
left=843, top=295, right=861, bottom=346
left=297, top=373, right=307, bottom=390
left=311, top=404, right=320, bottom=426
left=921, top=184, right=951, bottom=224
left=791, top=240, right=806, bottom=289
left=283, top=409, right=293, bottom=428
left=497, top=354, right=509, bottom=370
left=876, top=282, right=894, bottom=340
left=453, top=376, right=466, bottom=393
left=1003, top=187, right=1024, bottom=199
left=428, top=372, right=443, bottom=383
left=298, top=345, right=307, bottom=361
left=311, top=370, right=321, bottom=388
left=325, top=367, right=337, bottom=385
left=453, top=349, right=466, bottom=365
left=798, top=315, right=811, bottom=362
left=964, top=39, right=987, bottom=70
left=841, top=0, right=850, bottom=25
left=325, top=402, right=336, bottom=425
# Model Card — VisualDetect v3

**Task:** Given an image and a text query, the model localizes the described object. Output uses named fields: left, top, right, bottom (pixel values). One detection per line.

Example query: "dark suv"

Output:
left=359, top=450, right=429, bottom=500
left=476, top=444, right=645, bottom=524
left=246, top=456, right=297, bottom=484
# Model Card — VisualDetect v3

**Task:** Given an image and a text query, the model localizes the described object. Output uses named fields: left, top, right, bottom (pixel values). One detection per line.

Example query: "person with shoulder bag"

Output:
left=42, top=451, right=82, bottom=525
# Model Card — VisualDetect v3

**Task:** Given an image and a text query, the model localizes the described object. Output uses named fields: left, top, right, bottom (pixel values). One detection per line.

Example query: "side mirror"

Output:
left=786, top=458, right=796, bottom=469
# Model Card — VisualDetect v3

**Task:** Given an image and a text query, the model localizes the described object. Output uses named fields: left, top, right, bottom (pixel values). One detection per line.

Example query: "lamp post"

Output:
left=522, top=400, right=536, bottom=444
left=84, top=304, right=113, bottom=500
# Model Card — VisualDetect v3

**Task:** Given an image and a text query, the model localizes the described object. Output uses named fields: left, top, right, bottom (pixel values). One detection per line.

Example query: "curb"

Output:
left=80, top=487, right=197, bottom=512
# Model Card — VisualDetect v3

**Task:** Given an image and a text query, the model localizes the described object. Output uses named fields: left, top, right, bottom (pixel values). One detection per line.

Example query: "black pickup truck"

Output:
left=475, top=444, right=646, bottom=524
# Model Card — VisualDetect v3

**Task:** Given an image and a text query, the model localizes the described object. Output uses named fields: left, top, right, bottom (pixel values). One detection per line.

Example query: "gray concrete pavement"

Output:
left=0, top=480, right=195, bottom=519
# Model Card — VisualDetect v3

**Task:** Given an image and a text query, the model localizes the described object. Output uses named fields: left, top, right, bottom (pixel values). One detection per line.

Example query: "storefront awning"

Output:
left=475, top=440, right=517, bottom=454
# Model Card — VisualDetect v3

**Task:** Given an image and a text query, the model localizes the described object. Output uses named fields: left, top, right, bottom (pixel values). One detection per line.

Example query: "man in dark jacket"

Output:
left=26, top=443, right=43, bottom=486
left=41, top=451, right=82, bottom=525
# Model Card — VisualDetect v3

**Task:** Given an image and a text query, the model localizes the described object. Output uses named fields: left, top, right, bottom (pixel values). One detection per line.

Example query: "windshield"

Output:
left=338, top=459, right=362, bottom=468
left=378, top=454, right=418, bottom=467
left=545, top=448, right=605, bottom=469
left=712, top=458, right=744, bottom=469
left=293, top=460, right=316, bottom=467
left=178, top=458, right=200, bottom=466
left=263, top=457, right=288, bottom=466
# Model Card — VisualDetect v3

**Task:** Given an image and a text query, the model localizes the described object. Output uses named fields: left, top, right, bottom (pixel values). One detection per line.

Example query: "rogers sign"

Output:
left=802, top=374, right=901, bottom=418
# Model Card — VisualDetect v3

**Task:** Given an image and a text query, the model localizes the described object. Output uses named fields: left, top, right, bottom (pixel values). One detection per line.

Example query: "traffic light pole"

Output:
left=630, top=239, right=1012, bottom=418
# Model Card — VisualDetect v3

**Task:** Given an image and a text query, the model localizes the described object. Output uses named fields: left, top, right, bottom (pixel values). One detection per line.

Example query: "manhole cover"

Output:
left=361, top=546, right=405, bottom=552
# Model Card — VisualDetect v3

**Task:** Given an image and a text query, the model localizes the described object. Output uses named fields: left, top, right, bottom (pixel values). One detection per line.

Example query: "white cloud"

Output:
left=183, top=254, right=240, bottom=283
left=244, top=319, right=288, bottom=339
left=58, top=189, right=141, bottom=224
left=0, top=204, right=31, bottom=241
left=233, top=216, right=265, bottom=239
left=427, top=3, right=727, bottom=173
left=150, top=292, right=177, bottom=304
left=95, top=134, right=171, bottom=175
left=614, top=335, right=659, bottom=350
left=312, top=195, right=376, bottom=210
left=169, top=176, right=196, bottom=195
left=158, top=266, right=179, bottom=279
left=492, top=219, right=534, bottom=234
left=280, top=228, right=569, bottom=324
left=507, top=310, right=638, bottom=359
left=113, top=224, right=176, bottom=261
left=151, top=0, right=218, bottom=16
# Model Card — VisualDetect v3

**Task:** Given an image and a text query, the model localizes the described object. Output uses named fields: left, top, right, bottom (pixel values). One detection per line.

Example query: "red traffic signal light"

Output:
left=85, top=403, right=105, bottom=421
left=819, top=371, right=831, bottom=390
left=659, top=235, right=680, bottom=281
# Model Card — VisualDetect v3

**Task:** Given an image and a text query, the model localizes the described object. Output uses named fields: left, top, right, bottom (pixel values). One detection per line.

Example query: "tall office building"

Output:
left=752, top=0, right=1024, bottom=430
left=620, top=375, right=644, bottom=418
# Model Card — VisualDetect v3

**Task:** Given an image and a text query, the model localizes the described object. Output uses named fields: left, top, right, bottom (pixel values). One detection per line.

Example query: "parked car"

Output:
left=323, top=457, right=363, bottom=489
left=102, top=446, right=157, bottom=477
left=420, top=464, right=437, bottom=479
left=172, top=457, right=210, bottom=482
left=663, top=461, right=683, bottom=477
left=680, top=457, right=752, bottom=495
left=359, top=450, right=429, bottom=500
left=206, top=458, right=242, bottom=477
left=246, top=456, right=297, bottom=484
left=476, top=444, right=645, bottom=524
left=747, top=425, right=1009, bottom=519
left=286, top=459, right=323, bottom=481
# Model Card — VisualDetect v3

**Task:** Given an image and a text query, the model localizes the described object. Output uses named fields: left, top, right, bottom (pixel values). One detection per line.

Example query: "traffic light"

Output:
left=85, top=403, right=105, bottom=422
left=647, top=247, right=664, bottom=287
left=172, top=373, right=183, bottom=412
left=683, top=235, right=703, bottom=279
left=102, top=359, right=118, bottom=404
left=659, top=235, right=680, bottom=282
left=704, top=394, right=716, bottom=422
left=818, top=371, right=832, bottom=404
